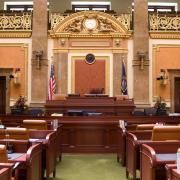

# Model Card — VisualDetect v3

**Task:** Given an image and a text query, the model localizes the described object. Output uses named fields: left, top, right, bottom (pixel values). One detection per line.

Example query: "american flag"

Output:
left=48, top=64, right=56, bottom=100
left=121, top=61, right=128, bottom=95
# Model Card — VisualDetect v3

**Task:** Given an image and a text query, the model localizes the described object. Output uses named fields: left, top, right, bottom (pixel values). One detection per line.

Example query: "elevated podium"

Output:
left=45, top=95, right=135, bottom=115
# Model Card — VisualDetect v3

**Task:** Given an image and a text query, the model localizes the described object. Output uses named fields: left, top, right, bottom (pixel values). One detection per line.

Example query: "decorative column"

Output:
left=31, top=0, right=48, bottom=106
left=133, top=0, right=149, bottom=107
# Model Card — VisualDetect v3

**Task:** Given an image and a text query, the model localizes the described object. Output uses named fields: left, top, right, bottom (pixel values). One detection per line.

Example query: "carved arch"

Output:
left=50, top=11, right=132, bottom=38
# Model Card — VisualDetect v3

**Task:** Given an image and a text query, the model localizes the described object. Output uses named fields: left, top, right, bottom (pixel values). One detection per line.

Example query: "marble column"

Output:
left=133, top=0, right=149, bottom=107
left=31, top=0, right=48, bottom=106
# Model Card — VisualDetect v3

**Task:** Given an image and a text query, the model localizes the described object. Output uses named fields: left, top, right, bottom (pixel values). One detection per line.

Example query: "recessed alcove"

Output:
left=0, top=68, right=13, bottom=114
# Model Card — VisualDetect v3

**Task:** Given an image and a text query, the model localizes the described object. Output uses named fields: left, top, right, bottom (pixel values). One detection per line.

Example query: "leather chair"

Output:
left=0, top=145, right=8, bottom=163
left=52, top=94, right=66, bottom=100
left=116, top=95, right=129, bottom=100
left=136, top=124, right=155, bottom=130
left=151, top=126, right=180, bottom=141
left=6, top=128, right=29, bottom=140
left=23, top=120, right=47, bottom=130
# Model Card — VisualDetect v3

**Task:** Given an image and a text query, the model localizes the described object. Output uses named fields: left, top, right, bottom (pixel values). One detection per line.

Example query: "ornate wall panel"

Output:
left=71, top=56, right=110, bottom=95
left=0, top=44, right=28, bottom=101
left=74, top=60, right=105, bottom=95
left=153, top=45, right=180, bottom=102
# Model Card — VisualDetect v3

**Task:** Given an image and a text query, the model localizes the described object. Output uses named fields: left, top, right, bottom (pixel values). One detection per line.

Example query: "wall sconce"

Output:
left=33, top=50, right=43, bottom=69
left=156, top=69, right=168, bottom=85
left=60, top=39, right=65, bottom=46
left=137, top=51, right=146, bottom=70
left=13, top=68, right=21, bottom=85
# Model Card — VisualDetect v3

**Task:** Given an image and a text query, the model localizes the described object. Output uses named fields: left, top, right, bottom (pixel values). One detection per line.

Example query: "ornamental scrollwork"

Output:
left=149, top=13, right=180, bottom=31
left=49, top=13, right=68, bottom=30
left=116, top=14, right=132, bottom=30
left=49, top=12, right=132, bottom=31
left=0, top=12, right=32, bottom=30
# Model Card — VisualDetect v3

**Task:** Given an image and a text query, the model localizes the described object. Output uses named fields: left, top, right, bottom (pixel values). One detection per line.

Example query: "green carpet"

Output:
left=53, top=154, right=127, bottom=180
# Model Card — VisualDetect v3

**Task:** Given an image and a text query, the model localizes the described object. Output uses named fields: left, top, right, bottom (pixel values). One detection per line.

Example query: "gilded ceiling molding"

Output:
left=49, top=11, right=132, bottom=38
left=0, top=31, right=32, bottom=38
left=150, top=31, right=180, bottom=39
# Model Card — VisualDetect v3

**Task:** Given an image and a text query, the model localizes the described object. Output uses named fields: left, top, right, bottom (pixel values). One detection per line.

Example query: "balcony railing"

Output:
left=149, top=12, right=180, bottom=31
left=0, top=11, right=32, bottom=31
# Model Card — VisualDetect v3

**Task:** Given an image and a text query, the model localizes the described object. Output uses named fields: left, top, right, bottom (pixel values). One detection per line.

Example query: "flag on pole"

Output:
left=48, top=64, right=56, bottom=100
left=121, top=61, right=128, bottom=95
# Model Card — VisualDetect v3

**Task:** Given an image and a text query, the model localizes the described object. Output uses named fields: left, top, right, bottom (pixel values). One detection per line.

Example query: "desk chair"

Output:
left=136, top=124, right=155, bottom=130
left=6, top=128, right=29, bottom=140
left=23, top=120, right=47, bottom=130
left=152, top=126, right=180, bottom=141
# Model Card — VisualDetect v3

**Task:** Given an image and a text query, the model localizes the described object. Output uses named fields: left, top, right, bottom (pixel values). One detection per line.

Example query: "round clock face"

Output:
left=84, top=18, right=97, bottom=30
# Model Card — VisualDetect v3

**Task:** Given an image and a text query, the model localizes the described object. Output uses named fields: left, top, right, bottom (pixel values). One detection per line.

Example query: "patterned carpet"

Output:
left=52, top=154, right=128, bottom=180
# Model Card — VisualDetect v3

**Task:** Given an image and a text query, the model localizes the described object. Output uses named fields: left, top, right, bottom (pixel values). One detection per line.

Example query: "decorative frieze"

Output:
left=50, top=12, right=132, bottom=31
left=49, top=11, right=132, bottom=38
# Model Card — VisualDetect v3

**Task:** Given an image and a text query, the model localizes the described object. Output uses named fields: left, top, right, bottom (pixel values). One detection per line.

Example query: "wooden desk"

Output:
left=45, top=96, right=135, bottom=115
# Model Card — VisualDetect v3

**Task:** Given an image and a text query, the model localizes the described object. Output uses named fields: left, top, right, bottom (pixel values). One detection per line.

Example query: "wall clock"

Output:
left=84, top=18, right=97, bottom=30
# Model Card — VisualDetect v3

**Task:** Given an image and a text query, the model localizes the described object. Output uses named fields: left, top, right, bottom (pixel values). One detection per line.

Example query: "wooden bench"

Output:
left=0, top=140, right=42, bottom=180
left=141, top=142, right=180, bottom=180
left=126, top=125, right=180, bottom=180
left=125, top=130, right=152, bottom=180
left=29, top=130, right=57, bottom=179
left=117, top=123, right=157, bottom=167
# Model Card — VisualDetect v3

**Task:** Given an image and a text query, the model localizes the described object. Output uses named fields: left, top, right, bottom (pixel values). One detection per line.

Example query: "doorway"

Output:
left=174, top=77, right=180, bottom=113
left=0, top=76, right=6, bottom=114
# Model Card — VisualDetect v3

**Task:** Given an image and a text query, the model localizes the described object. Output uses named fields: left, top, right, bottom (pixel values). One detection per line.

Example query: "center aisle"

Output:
left=55, top=154, right=127, bottom=180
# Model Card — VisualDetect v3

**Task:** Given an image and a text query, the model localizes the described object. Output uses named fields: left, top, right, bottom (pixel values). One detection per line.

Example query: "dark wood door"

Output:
left=174, top=77, right=180, bottom=113
left=0, top=77, right=6, bottom=114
